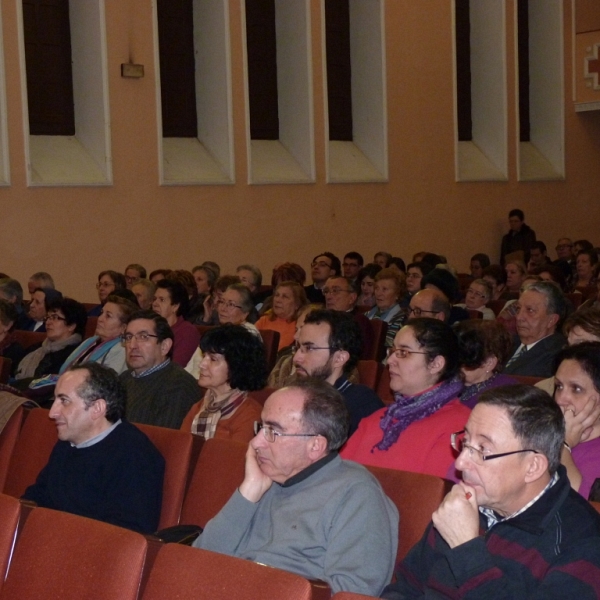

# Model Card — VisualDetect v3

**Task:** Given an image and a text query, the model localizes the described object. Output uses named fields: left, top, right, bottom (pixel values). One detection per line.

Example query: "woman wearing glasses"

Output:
left=88, top=270, right=127, bottom=317
left=454, top=279, right=495, bottom=320
left=341, top=319, right=470, bottom=478
left=217, top=284, right=260, bottom=337
left=181, top=325, right=268, bottom=443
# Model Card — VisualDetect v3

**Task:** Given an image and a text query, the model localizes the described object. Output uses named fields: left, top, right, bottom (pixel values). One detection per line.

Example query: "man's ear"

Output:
left=523, top=452, right=549, bottom=485
left=308, top=434, right=328, bottom=459
left=332, top=349, right=350, bottom=371
left=90, top=398, right=107, bottom=421
left=160, top=337, right=173, bottom=357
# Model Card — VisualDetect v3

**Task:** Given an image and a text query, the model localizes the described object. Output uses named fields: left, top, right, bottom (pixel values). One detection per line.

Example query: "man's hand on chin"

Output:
left=239, top=443, right=273, bottom=503
left=432, top=483, right=480, bottom=549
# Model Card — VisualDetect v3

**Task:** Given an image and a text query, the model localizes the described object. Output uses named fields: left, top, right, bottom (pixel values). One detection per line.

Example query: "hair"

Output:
left=469, top=279, right=492, bottom=303
left=126, top=310, right=174, bottom=345
left=482, top=264, right=507, bottom=286
left=530, top=241, right=547, bottom=254
left=104, top=294, right=139, bottom=324
left=470, top=254, right=490, bottom=269
left=407, top=261, right=434, bottom=278
left=192, top=265, right=218, bottom=291
left=356, top=263, right=383, bottom=290
left=69, top=362, right=126, bottom=423
left=215, top=275, right=241, bottom=295
left=225, top=283, right=254, bottom=314
left=506, top=260, right=527, bottom=276
left=406, top=318, right=460, bottom=383
left=149, top=269, right=173, bottom=281
left=374, top=267, right=407, bottom=299
left=236, top=264, right=262, bottom=288
left=343, top=251, right=364, bottom=266
left=427, top=291, right=451, bottom=320
left=304, top=309, right=363, bottom=374
left=46, top=296, right=88, bottom=336
left=563, top=308, right=600, bottom=341
left=97, top=270, right=127, bottom=291
left=125, top=264, right=147, bottom=279
left=109, top=288, right=139, bottom=306
left=0, top=278, right=23, bottom=305
left=522, top=281, right=567, bottom=321
left=155, top=279, right=190, bottom=317
left=574, top=240, right=594, bottom=253
left=313, top=252, right=341, bottom=277
left=327, top=275, right=359, bottom=295
left=168, top=270, right=198, bottom=301
left=374, top=251, right=392, bottom=267
left=421, top=268, right=460, bottom=302
left=0, top=299, right=17, bottom=328
left=200, top=324, right=268, bottom=391
left=478, top=385, right=565, bottom=474
left=201, top=261, right=221, bottom=278
left=271, top=262, right=307, bottom=287
left=389, top=257, right=406, bottom=272
left=131, top=278, right=156, bottom=296
left=29, top=272, right=55, bottom=289
left=287, top=377, right=350, bottom=452
left=420, top=253, right=443, bottom=269
left=536, top=264, right=568, bottom=292
left=553, top=341, right=600, bottom=395
left=509, top=208, right=525, bottom=221
left=455, top=320, right=513, bottom=371
left=577, top=249, right=599, bottom=265
left=271, top=281, right=308, bottom=321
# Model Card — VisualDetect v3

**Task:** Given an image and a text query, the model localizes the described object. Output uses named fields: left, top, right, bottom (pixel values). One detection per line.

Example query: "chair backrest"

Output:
left=85, top=316, right=98, bottom=339
left=3, top=409, right=56, bottom=498
left=0, top=406, right=25, bottom=492
left=141, top=544, right=311, bottom=600
left=331, top=593, right=379, bottom=600
left=0, top=494, right=21, bottom=581
left=486, top=299, right=506, bottom=316
left=12, top=331, right=46, bottom=351
left=467, top=309, right=483, bottom=319
left=248, top=387, right=276, bottom=407
left=376, top=366, right=394, bottom=405
left=260, top=329, right=280, bottom=372
left=357, top=360, right=382, bottom=391
left=195, top=324, right=214, bottom=338
left=180, top=437, right=247, bottom=528
left=134, top=423, right=193, bottom=529
left=590, top=501, right=600, bottom=514
left=0, top=358, right=11, bottom=384
left=0, top=507, right=147, bottom=600
left=366, top=465, right=449, bottom=564
left=368, top=319, right=388, bottom=362
left=83, top=302, right=99, bottom=313
left=511, top=375, right=543, bottom=386
left=566, top=293, right=583, bottom=309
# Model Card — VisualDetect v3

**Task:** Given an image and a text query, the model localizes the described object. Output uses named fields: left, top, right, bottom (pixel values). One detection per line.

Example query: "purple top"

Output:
left=572, top=435, right=600, bottom=500
left=459, top=373, right=518, bottom=410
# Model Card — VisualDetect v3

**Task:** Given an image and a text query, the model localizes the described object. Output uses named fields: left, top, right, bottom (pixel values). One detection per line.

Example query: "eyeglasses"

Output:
left=386, top=346, right=428, bottom=360
left=292, top=342, right=334, bottom=354
left=406, top=273, right=422, bottom=279
left=254, top=422, right=320, bottom=443
left=45, top=314, right=66, bottom=322
left=466, top=288, right=487, bottom=300
left=121, top=332, right=159, bottom=344
left=408, top=307, right=438, bottom=317
left=450, top=430, right=539, bottom=464
left=217, top=300, right=243, bottom=310
left=311, top=261, right=332, bottom=269
left=555, top=244, right=572, bottom=251
left=96, top=282, right=115, bottom=289
left=322, top=287, right=352, bottom=295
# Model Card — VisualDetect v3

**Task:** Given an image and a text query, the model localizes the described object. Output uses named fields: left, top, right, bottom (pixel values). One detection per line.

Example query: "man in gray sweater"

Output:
left=193, top=378, right=398, bottom=596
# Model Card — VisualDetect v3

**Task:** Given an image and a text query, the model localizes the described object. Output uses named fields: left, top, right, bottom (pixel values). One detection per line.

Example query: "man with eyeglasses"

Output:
left=304, top=252, right=341, bottom=303
left=23, top=362, right=164, bottom=534
left=382, top=385, right=600, bottom=600
left=193, top=377, right=398, bottom=596
left=292, top=309, right=383, bottom=435
left=342, top=251, right=364, bottom=281
left=120, top=310, right=201, bottom=429
left=408, top=289, right=450, bottom=322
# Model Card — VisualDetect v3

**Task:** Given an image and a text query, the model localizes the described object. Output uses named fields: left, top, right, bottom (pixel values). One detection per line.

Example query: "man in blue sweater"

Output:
left=23, top=362, right=164, bottom=534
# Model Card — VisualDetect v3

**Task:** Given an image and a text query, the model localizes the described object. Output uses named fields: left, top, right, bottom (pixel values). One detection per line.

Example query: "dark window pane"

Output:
left=455, top=0, right=472, bottom=141
left=325, top=0, right=353, bottom=141
left=517, top=0, right=530, bottom=142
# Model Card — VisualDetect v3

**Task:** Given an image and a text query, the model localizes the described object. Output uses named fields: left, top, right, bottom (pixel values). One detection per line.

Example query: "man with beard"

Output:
left=292, top=309, right=383, bottom=436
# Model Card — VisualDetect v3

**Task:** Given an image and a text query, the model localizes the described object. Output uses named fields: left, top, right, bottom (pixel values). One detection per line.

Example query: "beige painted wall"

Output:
left=0, top=0, right=599, bottom=303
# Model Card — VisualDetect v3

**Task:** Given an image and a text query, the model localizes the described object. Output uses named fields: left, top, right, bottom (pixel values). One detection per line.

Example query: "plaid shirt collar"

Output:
left=480, top=471, right=559, bottom=529
left=131, top=359, right=170, bottom=379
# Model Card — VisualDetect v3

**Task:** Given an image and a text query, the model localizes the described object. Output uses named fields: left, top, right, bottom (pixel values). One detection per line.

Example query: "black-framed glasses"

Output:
left=253, top=422, right=320, bottom=443
left=121, top=332, right=159, bottom=344
left=408, top=307, right=438, bottom=317
left=292, top=342, right=334, bottom=355
left=217, top=300, right=243, bottom=310
left=45, top=314, right=66, bottom=322
left=386, top=346, right=428, bottom=360
left=451, top=430, right=539, bottom=464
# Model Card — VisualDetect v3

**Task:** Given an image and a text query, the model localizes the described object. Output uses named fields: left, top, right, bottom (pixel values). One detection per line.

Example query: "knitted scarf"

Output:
left=191, top=388, right=247, bottom=439
left=59, top=336, right=122, bottom=374
left=374, top=376, right=464, bottom=452
left=15, top=334, right=82, bottom=380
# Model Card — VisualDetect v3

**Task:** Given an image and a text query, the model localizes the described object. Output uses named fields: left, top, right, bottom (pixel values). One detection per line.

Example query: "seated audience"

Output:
left=504, top=259, right=527, bottom=297
left=192, top=264, right=217, bottom=297
left=120, top=311, right=201, bottom=429
left=256, top=262, right=307, bottom=314
left=60, top=295, right=138, bottom=375
left=216, top=283, right=260, bottom=335
left=0, top=300, right=25, bottom=377
left=455, top=320, right=516, bottom=409
left=482, top=264, right=508, bottom=301
left=537, top=263, right=569, bottom=292
left=503, top=281, right=567, bottom=378
left=27, top=272, right=55, bottom=299
left=495, top=274, right=541, bottom=336
left=455, top=279, right=495, bottom=320
left=408, top=288, right=450, bottom=322
left=88, top=270, right=127, bottom=317
left=193, top=378, right=398, bottom=596
left=374, top=251, right=392, bottom=269
left=152, top=279, right=200, bottom=367
left=580, top=280, right=600, bottom=311
left=355, top=263, right=382, bottom=308
left=403, top=261, right=434, bottom=306
left=292, top=309, right=384, bottom=436
left=124, top=263, right=147, bottom=288
left=341, top=319, right=469, bottom=478
left=236, top=264, right=262, bottom=296
left=381, top=385, right=600, bottom=600
left=469, top=253, right=490, bottom=279
left=553, top=342, right=600, bottom=499
left=366, top=267, right=407, bottom=350
left=527, top=240, right=551, bottom=273
left=23, top=363, right=164, bottom=534
left=572, top=249, right=598, bottom=293
left=26, top=287, right=62, bottom=332
left=342, top=251, right=364, bottom=281
left=389, top=257, right=406, bottom=273
left=305, top=252, right=341, bottom=304
left=149, top=268, right=173, bottom=283
left=0, top=278, right=30, bottom=330
left=256, top=281, right=308, bottom=351
left=181, top=325, right=267, bottom=443
left=14, top=297, right=87, bottom=402
left=200, top=274, right=241, bottom=326
left=421, top=268, right=469, bottom=325
left=130, top=278, right=155, bottom=310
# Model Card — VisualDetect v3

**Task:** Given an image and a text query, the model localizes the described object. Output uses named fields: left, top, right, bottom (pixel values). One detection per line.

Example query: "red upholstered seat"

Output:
left=12, top=331, right=46, bottom=351
left=0, top=407, right=25, bottom=492
left=357, top=360, right=382, bottom=391
left=0, top=494, right=21, bottom=581
left=376, top=366, right=394, bottom=405
left=0, top=358, right=11, bottom=384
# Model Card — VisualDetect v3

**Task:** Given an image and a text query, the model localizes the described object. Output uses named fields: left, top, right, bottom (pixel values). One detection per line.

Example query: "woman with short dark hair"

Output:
left=88, top=270, right=127, bottom=316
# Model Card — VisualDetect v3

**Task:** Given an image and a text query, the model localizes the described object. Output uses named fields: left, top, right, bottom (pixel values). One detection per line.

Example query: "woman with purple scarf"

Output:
left=341, top=319, right=470, bottom=478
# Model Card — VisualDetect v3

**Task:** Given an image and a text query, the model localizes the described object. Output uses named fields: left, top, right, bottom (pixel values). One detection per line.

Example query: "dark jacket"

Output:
left=500, top=223, right=536, bottom=265
left=503, top=332, right=566, bottom=378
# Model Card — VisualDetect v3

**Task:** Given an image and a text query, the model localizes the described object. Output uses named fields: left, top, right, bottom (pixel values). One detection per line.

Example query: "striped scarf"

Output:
left=191, top=389, right=247, bottom=439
